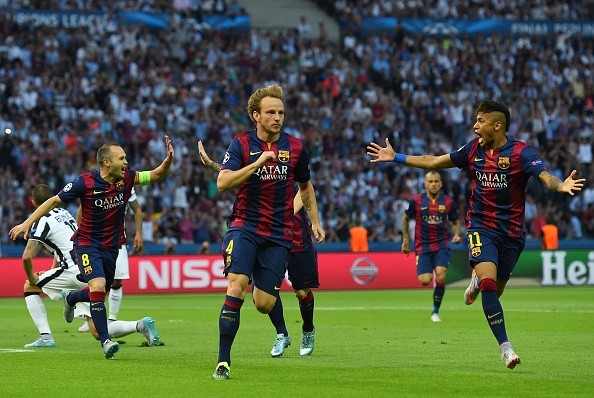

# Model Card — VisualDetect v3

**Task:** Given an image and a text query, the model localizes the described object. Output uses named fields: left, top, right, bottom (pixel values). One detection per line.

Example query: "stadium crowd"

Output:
left=1, top=0, right=594, bottom=251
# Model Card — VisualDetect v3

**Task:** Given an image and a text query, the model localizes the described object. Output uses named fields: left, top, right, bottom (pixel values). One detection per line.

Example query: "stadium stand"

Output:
left=1, top=1, right=594, bottom=255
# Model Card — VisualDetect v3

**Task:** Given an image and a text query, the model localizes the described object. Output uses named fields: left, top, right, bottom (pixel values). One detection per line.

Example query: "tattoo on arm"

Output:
left=548, top=176, right=563, bottom=192
left=211, top=162, right=222, bottom=172
left=25, top=239, right=43, bottom=254
left=302, top=194, right=312, bottom=212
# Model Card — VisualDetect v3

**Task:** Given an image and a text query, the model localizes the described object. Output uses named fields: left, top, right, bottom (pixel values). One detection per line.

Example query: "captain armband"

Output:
left=138, top=171, right=152, bottom=186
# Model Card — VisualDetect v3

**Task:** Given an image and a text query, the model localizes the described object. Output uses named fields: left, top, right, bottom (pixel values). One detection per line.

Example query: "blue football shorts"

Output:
left=74, top=245, right=119, bottom=286
left=287, top=247, right=320, bottom=290
left=222, top=229, right=290, bottom=295
left=416, top=248, right=451, bottom=275
left=467, top=228, right=526, bottom=281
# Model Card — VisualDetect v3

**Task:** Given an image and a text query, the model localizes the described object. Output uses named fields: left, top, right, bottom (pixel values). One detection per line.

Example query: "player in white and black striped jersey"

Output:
left=22, top=184, right=160, bottom=348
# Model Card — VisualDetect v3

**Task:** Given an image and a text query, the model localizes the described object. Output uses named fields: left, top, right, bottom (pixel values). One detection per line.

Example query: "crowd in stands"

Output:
left=1, top=1, right=594, bottom=252
left=319, top=0, right=589, bottom=20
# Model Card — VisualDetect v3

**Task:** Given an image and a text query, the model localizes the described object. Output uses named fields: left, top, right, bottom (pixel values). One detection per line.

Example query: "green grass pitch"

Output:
left=1, top=287, right=593, bottom=397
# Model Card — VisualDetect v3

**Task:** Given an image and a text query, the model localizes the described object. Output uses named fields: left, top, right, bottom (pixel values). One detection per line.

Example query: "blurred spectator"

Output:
left=160, top=228, right=179, bottom=255
left=349, top=217, right=369, bottom=252
left=198, top=240, right=210, bottom=254
left=541, top=217, right=559, bottom=250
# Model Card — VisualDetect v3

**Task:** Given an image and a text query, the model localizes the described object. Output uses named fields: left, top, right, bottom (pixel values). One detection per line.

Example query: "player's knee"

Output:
left=294, top=288, right=309, bottom=301
left=479, top=278, right=497, bottom=292
left=418, top=275, right=432, bottom=286
left=255, top=301, right=274, bottom=314
left=227, top=285, right=244, bottom=299
left=111, top=280, right=122, bottom=290
left=24, top=282, right=40, bottom=294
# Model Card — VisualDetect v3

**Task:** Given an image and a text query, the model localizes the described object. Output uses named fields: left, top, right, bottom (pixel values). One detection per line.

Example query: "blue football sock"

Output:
left=268, top=296, right=288, bottom=336
left=89, top=290, right=109, bottom=345
left=433, top=283, right=445, bottom=314
left=218, top=295, right=244, bottom=366
left=67, top=288, right=90, bottom=305
left=481, top=290, right=508, bottom=345
left=299, top=291, right=315, bottom=332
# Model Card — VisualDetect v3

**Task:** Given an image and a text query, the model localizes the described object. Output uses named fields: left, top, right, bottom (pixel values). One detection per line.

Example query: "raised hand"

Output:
left=367, top=138, right=396, bottom=163
left=562, top=170, right=586, bottom=195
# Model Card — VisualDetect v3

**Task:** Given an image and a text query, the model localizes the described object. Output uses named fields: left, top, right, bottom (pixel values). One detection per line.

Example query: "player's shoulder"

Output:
left=284, top=132, right=304, bottom=146
left=234, top=130, right=254, bottom=142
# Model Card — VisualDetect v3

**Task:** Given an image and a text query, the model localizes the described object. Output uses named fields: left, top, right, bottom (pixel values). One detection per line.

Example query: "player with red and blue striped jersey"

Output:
left=10, top=136, right=174, bottom=359
left=367, top=100, right=585, bottom=369
left=402, top=171, right=461, bottom=322
left=198, top=141, right=320, bottom=362
left=210, top=84, right=325, bottom=380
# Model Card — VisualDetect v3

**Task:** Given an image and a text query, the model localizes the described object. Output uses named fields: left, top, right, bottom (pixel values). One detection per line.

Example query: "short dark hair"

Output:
left=32, top=184, right=54, bottom=205
left=476, top=100, right=510, bottom=133
left=96, top=142, right=120, bottom=164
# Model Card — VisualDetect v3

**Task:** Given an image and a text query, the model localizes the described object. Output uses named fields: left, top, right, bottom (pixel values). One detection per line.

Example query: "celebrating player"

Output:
left=367, top=100, right=585, bottom=369
left=199, top=141, right=319, bottom=359
left=78, top=186, right=144, bottom=333
left=11, top=136, right=173, bottom=359
left=21, top=184, right=159, bottom=348
left=209, top=84, right=324, bottom=380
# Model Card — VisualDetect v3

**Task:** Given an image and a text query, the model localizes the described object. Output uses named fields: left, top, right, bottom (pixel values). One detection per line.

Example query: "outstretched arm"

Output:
left=136, top=135, right=174, bottom=185
left=367, top=138, right=454, bottom=169
left=539, top=170, right=585, bottom=195
left=9, top=196, right=63, bottom=240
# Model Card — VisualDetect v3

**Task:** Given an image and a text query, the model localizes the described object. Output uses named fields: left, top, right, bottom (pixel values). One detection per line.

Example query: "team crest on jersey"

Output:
left=115, top=180, right=125, bottom=192
left=471, top=247, right=481, bottom=258
left=438, top=205, right=446, bottom=213
left=498, top=157, right=510, bottom=169
left=84, top=265, right=93, bottom=275
left=277, top=150, right=290, bottom=163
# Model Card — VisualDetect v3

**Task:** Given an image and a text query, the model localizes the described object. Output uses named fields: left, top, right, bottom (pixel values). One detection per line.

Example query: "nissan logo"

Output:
left=350, top=257, right=378, bottom=285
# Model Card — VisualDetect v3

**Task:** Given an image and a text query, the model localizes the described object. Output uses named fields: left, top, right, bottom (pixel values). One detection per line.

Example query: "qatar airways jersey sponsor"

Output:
left=450, top=138, right=547, bottom=237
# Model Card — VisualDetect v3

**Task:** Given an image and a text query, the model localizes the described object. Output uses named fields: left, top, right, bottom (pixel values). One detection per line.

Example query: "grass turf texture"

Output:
left=1, top=287, right=593, bottom=397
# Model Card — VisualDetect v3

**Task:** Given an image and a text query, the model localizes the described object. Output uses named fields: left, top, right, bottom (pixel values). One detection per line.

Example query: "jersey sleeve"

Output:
left=519, top=145, right=548, bottom=178
left=404, top=199, right=415, bottom=217
left=293, top=146, right=311, bottom=183
left=449, top=141, right=473, bottom=169
left=221, top=138, right=244, bottom=171
left=28, top=216, right=50, bottom=245
left=57, top=175, right=86, bottom=203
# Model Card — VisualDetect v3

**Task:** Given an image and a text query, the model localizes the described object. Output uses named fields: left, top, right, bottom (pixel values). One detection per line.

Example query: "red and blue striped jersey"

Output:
left=222, top=130, right=310, bottom=244
left=450, top=137, right=547, bottom=238
left=57, top=168, right=136, bottom=249
left=405, top=191, right=458, bottom=254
